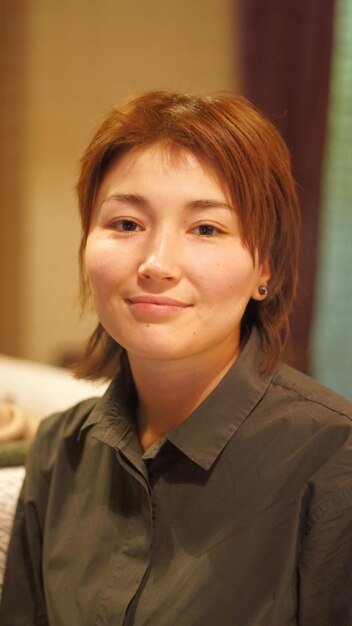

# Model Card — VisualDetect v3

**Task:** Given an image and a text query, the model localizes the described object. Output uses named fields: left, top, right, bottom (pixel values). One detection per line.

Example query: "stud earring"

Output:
left=258, top=284, right=268, bottom=297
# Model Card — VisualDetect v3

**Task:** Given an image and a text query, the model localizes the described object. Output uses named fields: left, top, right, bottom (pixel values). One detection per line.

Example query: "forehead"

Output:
left=97, top=142, right=230, bottom=198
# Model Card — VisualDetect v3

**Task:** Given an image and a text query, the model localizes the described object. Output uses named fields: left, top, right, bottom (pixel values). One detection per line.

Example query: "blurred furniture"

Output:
left=0, top=353, right=108, bottom=432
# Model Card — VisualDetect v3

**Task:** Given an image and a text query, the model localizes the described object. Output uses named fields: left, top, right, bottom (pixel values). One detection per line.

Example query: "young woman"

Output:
left=1, top=91, right=351, bottom=626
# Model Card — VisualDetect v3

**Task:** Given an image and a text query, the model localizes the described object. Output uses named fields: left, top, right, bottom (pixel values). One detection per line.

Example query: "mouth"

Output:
left=126, top=295, right=191, bottom=317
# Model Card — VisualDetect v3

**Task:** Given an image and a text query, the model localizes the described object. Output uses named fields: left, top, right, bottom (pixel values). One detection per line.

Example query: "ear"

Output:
left=252, top=258, right=271, bottom=301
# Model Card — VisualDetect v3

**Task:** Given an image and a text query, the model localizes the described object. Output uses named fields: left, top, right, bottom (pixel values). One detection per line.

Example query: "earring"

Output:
left=258, top=284, right=268, bottom=297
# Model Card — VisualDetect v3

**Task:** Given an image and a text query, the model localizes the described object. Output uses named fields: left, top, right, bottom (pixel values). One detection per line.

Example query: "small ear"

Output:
left=252, top=258, right=271, bottom=301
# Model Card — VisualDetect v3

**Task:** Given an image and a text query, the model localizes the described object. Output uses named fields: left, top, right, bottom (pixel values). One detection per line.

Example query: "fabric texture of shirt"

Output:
left=0, top=330, right=352, bottom=626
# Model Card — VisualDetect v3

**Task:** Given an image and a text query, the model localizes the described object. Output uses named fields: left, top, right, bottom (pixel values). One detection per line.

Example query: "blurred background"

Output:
left=0, top=0, right=351, bottom=399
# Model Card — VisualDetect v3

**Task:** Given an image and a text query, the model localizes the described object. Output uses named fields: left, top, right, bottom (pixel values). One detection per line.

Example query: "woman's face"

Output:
left=85, top=144, right=270, bottom=368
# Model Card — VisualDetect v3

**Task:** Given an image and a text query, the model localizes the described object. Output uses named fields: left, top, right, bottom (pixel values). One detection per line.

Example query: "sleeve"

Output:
left=0, top=422, right=53, bottom=626
left=298, top=485, right=352, bottom=625
left=0, top=399, right=95, bottom=626
left=0, top=484, right=49, bottom=626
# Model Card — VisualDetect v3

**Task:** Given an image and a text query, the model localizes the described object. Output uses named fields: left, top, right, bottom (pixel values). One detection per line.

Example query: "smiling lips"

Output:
left=126, top=295, right=191, bottom=317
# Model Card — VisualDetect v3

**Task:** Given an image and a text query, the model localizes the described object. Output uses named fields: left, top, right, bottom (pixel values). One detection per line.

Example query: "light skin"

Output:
left=85, top=144, right=270, bottom=450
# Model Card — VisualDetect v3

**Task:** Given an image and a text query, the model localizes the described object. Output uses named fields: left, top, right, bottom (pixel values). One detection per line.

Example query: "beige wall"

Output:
left=1, top=0, right=240, bottom=364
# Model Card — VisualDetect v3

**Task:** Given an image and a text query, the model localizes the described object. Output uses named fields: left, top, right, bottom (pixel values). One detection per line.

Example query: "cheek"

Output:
left=194, top=252, right=258, bottom=303
left=84, top=251, right=108, bottom=295
left=84, top=240, right=126, bottom=294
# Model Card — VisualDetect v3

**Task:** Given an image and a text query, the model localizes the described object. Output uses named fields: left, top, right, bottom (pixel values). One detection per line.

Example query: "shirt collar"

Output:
left=166, top=330, right=274, bottom=469
left=80, top=329, right=274, bottom=471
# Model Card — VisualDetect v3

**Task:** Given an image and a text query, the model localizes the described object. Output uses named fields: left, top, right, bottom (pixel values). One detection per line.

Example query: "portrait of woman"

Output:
left=0, top=91, right=351, bottom=626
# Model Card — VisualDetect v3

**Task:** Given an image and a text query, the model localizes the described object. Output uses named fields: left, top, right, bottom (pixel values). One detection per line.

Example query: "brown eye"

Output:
left=193, top=224, right=220, bottom=237
left=112, top=220, right=141, bottom=232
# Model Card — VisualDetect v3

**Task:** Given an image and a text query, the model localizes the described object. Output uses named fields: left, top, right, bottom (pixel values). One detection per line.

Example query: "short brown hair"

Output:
left=75, top=91, right=300, bottom=379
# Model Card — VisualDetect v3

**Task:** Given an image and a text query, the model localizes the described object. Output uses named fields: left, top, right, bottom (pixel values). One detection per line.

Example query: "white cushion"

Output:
left=0, top=354, right=108, bottom=418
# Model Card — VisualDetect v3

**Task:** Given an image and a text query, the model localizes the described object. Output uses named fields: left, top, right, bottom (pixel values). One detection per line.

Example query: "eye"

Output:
left=110, top=219, right=142, bottom=232
left=192, top=224, right=222, bottom=237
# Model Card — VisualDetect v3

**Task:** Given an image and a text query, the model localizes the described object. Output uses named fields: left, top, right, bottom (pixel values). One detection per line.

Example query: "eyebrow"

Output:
left=103, top=194, right=232, bottom=211
left=103, top=194, right=146, bottom=207
left=186, top=198, right=232, bottom=211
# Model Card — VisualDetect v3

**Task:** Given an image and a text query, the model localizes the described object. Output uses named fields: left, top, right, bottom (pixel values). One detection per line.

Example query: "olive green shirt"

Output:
left=1, top=331, right=352, bottom=625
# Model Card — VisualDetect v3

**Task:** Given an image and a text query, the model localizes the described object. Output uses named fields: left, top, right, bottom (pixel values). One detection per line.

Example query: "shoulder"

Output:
left=26, top=397, right=99, bottom=482
left=247, top=363, right=352, bottom=484
left=270, top=363, right=352, bottom=423
left=265, top=364, right=352, bottom=506
left=36, top=396, right=99, bottom=443
left=256, top=365, right=352, bottom=523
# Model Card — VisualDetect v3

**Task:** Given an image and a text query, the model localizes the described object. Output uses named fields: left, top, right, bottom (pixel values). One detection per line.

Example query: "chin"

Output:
left=122, top=338, right=190, bottom=362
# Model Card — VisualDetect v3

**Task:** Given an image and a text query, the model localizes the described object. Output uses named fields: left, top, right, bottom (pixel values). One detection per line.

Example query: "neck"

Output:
left=128, top=345, right=239, bottom=451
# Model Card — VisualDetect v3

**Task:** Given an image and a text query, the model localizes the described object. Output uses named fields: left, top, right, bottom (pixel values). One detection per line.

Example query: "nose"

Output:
left=137, top=230, right=181, bottom=283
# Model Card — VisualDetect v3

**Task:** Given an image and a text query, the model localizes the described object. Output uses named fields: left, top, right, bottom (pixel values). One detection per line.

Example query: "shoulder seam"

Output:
left=271, top=378, right=352, bottom=423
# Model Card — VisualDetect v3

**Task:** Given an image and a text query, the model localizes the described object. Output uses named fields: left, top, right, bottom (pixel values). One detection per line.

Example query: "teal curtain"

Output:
left=312, top=0, right=352, bottom=399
